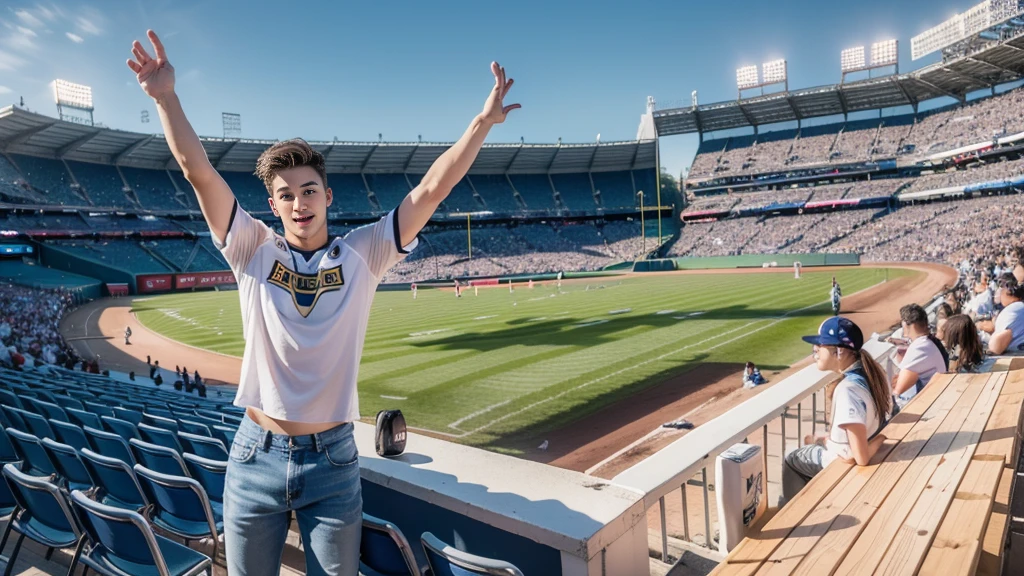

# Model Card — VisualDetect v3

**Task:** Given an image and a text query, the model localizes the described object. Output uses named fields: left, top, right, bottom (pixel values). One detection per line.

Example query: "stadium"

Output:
left=1, top=1, right=1024, bottom=575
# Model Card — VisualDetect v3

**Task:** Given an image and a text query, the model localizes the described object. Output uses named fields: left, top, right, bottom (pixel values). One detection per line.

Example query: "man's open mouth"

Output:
left=294, top=214, right=314, bottom=224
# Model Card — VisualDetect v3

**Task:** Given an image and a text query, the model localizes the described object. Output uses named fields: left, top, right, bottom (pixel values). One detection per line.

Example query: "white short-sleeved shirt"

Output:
left=895, top=335, right=946, bottom=405
left=213, top=202, right=417, bottom=422
left=995, top=300, right=1024, bottom=353
left=966, top=289, right=995, bottom=319
left=824, top=364, right=882, bottom=466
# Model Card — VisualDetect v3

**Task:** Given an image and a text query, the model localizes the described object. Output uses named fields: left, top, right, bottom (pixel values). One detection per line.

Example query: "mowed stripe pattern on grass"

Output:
left=134, top=269, right=907, bottom=449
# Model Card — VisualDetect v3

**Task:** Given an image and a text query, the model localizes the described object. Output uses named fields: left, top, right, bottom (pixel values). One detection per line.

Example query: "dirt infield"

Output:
left=61, top=261, right=956, bottom=470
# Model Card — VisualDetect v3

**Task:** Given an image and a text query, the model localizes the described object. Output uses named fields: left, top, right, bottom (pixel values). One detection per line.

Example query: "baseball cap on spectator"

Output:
left=801, top=317, right=864, bottom=351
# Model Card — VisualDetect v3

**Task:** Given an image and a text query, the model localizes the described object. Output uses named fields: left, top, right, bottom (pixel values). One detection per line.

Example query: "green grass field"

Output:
left=134, top=268, right=912, bottom=451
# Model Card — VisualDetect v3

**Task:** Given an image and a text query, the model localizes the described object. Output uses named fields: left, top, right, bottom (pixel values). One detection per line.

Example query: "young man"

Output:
left=126, top=30, right=519, bottom=575
left=986, top=273, right=1024, bottom=355
left=891, top=304, right=948, bottom=410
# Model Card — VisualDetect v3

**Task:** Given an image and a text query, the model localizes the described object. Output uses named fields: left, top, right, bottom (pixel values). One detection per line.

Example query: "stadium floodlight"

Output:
left=53, top=79, right=93, bottom=110
left=841, top=46, right=866, bottom=72
left=912, top=0, right=1024, bottom=60
left=222, top=112, right=241, bottom=138
left=871, top=39, right=898, bottom=67
left=52, top=79, right=94, bottom=126
left=736, top=65, right=759, bottom=90
left=762, top=59, right=787, bottom=85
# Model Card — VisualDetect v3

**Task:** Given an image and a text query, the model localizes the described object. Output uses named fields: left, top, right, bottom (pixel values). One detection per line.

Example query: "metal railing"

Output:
left=612, top=338, right=896, bottom=561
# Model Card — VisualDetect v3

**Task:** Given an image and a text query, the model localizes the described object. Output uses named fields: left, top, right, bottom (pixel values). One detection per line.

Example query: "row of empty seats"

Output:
left=0, top=365, right=523, bottom=575
left=0, top=151, right=655, bottom=215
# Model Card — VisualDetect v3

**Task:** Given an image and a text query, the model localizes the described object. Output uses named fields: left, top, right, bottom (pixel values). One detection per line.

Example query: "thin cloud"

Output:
left=0, top=49, right=25, bottom=71
left=65, top=31, right=82, bottom=43
left=75, top=16, right=101, bottom=36
left=4, top=27, right=37, bottom=51
left=14, top=9, right=44, bottom=28
left=35, top=4, right=62, bottom=22
left=0, top=85, right=11, bottom=95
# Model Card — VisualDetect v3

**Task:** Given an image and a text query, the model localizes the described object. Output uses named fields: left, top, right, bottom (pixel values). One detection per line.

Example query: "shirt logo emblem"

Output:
left=329, top=245, right=340, bottom=259
left=267, top=260, right=345, bottom=318
left=275, top=238, right=287, bottom=252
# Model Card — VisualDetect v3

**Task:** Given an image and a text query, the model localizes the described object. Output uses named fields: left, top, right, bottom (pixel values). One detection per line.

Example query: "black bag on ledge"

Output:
left=375, top=410, right=407, bottom=457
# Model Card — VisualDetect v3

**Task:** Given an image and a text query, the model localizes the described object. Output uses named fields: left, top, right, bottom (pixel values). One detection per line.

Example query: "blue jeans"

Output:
left=224, top=416, right=362, bottom=576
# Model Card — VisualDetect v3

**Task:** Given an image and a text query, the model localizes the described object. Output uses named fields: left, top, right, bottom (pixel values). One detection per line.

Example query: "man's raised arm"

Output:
left=397, top=62, right=520, bottom=246
left=127, top=30, right=236, bottom=243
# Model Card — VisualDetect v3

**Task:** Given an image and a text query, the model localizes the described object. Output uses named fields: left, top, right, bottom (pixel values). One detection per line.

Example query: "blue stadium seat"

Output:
left=177, top=433, right=227, bottom=461
left=23, top=398, right=68, bottom=423
left=70, top=489, right=213, bottom=576
left=134, top=465, right=222, bottom=561
left=0, top=464, right=83, bottom=575
left=112, top=407, right=143, bottom=426
left=181, top=453, right=225, bottom=509
left=0, top=431, right=17, bottom=465
left=66, top=407, right=103, bottom=430
left=79, top=448, right=147, bottom=512
left=84, top=426, right=136, bottom=465
left=360, top=513, right=423, bottom=576
left=40, top=438, right=93, bottom=492
left=49, top=419, right=91, bottom=452
left=138, top=424, right=184, bottom=454
left=5, top=428, right=57, bottom=478
left=50, top=395, right=85, bottom=412
left=82, top=401, right=115, bottom=418
left=129, top=439, right=188, bottom=477
left=0, top=390, right=23, bottom=410
left=177, top=420, right=212, bottom=437
left=420, top=532, right=524, bottom=576
left=102, top=415, right=141, bottom=442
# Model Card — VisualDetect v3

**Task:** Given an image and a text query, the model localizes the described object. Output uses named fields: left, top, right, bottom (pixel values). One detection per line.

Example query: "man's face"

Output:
left=267, top=166, right=333, bottom=245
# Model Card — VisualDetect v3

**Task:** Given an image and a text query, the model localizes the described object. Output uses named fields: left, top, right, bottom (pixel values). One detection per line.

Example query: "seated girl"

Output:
left=781, top=317, right=890, bottom=505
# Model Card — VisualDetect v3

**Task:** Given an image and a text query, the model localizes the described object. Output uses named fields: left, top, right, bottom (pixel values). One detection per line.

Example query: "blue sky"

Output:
left=0, top=0, right=982, bottom=177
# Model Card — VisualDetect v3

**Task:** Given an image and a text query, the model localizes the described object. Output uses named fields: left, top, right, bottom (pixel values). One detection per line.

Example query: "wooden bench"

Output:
left=710, top=367, right=1024, bottom=576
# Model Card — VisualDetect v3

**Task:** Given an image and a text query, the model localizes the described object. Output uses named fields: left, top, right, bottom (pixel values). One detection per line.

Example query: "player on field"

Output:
left=830, top=276, right=842, bottom=316
left=127, top=29, right=519, bottom=575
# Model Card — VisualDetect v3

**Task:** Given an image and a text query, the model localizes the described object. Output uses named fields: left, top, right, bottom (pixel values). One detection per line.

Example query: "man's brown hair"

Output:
left=254, top=139, right=328, bottom=195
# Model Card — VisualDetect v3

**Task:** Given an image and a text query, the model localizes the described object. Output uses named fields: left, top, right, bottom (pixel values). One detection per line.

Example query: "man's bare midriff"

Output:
left=246, top=407, right=348, bottom=436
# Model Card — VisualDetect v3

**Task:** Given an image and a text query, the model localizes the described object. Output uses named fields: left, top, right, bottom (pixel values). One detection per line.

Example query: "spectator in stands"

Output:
left=934, top=303, right=953, bottom=341
left=892, top=304, right=948, bottom=410
left=742, top=362, right=766, bottom=388
left=149, top=359, right=158, bottom=379
left=1013, top=246, right=1024, bottom=285
left=987, top=274, right=1024, bottom=355
left=782, top=317, right=890, bottom=505
left=942, top=314, right=986, bottom=372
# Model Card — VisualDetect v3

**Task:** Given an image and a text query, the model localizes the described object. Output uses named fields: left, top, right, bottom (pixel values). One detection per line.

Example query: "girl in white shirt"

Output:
left=781, top=317, right=891, bottom=505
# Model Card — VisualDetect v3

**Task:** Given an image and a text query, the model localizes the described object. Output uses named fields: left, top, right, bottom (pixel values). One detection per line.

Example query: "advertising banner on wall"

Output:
left=136, top=274, right=173, bottom=294
left=175, top=271, right=237, bottom=289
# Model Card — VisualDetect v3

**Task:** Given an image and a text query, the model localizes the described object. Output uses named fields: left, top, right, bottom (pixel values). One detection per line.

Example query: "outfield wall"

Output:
left=632, top=253, right=861, bottom=272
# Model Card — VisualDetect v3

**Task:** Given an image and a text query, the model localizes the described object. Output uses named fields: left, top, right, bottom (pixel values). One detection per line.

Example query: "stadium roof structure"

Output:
left=655, top=31, right=1024, bottom=136
left=0, top=106, right=655, bottom=174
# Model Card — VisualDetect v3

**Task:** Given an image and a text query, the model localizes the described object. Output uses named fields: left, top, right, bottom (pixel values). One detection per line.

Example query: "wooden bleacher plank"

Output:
left=919, top=452, right=1005, bottom=575
left=708, top=373, right=957, bottom=576
left=930, top=369, right=1024, bottom=576
left=872, top=372, right=1006, bottom=576
left=793, top=373, right=989, bottom=576
left=977, top=467, right=1014, bottom=576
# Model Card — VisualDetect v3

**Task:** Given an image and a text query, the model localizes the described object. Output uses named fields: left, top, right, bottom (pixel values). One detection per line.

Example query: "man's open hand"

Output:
left=126, top=30, right=175, bottom=102
left=480, top=62, right=520, bottom=126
